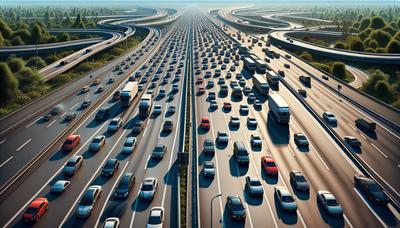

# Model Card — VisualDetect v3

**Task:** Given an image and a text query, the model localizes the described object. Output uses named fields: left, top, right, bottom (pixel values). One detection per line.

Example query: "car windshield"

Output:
left=66, top=161, right=76, bottom=166
left=80, top=191, right=94, bottom=205
left=104, top=161, right=115, bottom=169
left=148, top=214, right=162, bottom=224
left=326, top=198, right=339, bottom=206
left=110, top=120, right=118, bottom=125
left=282, top=195, right=294, bottom=202
left=154, top=146, right=164, bottom=152
left=368, top=184, right=381, bottom=192
left=204, top=163, right=214, bottom=168
left=297, top=135, right=306, bottom=140
left=266, top=161, right=276, bottom=167
left=26, top=207, right=38, bottom=214
left=231, top=201, right=244, bottom=210
left=125, top=141, right=133, bottom=146
left=93, top=138, right=102, bottom=143
left=142, top=183, right=154, bottom=191
left=119, top=178, right=130, bottom=189
left=205, top=140, right=213, bottom=146
left=296, top=175, right=306, bottom=182
left=65, top=140, right=73, bottom=145
left=250, top=180, right=261, bottom=186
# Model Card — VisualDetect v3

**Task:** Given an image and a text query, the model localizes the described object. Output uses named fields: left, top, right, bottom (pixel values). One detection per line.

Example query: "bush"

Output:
left=349, top=38, right=365, bottom=51
left=334, top=41, right=347, bottom=49
left=26, top=56, right=47, bottom=69
left=331, top=62, right=347, bottom=80
left=374, top=80, right=394, bottom=101
left=369, top=16, right=386, bottom=29
left=299, top=52, right=313, bottom=62
left=311, top=62, right=331, bottom=73
left=0, top=63, right=19, bottom=104
left=7, top=57, right=25, bottom=73
left=359, top=18, right=371, bottom=31
left=15, top=67, right=42, bottom=92
left=361, top=70, right=389, bottom=93
left=369, top=29, right=392, bottom=47
left=386, top=39, right=400, bottom=53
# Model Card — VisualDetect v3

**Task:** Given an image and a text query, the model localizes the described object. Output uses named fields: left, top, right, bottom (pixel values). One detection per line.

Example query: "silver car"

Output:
left=140, top=178, right=158, bottom=200
left=275, top=186, right=297, bottom=212
left=63, top=155, right=83, bottom=176
left=317, top=190, right=343, bottom=216
left=76, top=185, right=102, bottom=218
left=122, top=137, right=136, bottom=154
left=51, top=180, right=70, bottom=194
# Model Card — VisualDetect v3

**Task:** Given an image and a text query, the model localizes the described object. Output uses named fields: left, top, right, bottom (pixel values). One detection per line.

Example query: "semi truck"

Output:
left=252, top=74, right=269, bottom=95
left=120, top=82, right=138, bottom=107
left=139, top=94, right=152, bottom=117
left=268, top=94, right=290, bottom=124
left=254, top=59, right=267, bottom=73
left=266, top=69, right=279, bottom=86
left=243, top=57, right=256, bottom=71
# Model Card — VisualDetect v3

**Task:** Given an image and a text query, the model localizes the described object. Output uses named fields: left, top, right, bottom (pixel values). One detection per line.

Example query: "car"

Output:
left=51, top=180, right=70, bottom=194
left=248, top=93, right=256, bottom=103
left=344, top=136, right=361, bottom=147
left=217, top=131, right=229, bottom=144
left=225, top=72, right=232, bottom=79
left=250, top=134, right=262, bottom=148
left=62, top=134, right=81, bottom=152
left=95, top=108, right=109, bottom=120
left=261, top=155, right=278, bottom=175
left=294, top=133, right=309, bottom=147
left=108, top=118, right=123, bottom=132
left=207, top=81, right=214, bottom=88
left=239, top=104, right=249, bottom=115
left=243, top=86, right=251, bottom=95
left=122, top=137, right=136, bottom=154
left=354, top=174, right=388, bottom=205
left=162, top=119, right=174, bottom=132
left=166, top=106, right=176, bottom=115
left=76, top=185, right=102, bottom=218
left=287, top=170, right=310, bottom=191
left=42, top=113, right=53, bottom=121
left=203, top=139, right=215, bottom=155
left=63, top=155, right=83, bottom=176
left=152, top=144, right=167, bottom=159
left=65, top=112, right=76, bottom=121
left=246, top=176, right=263, bottom=196
left=278, top=70, right=285, bottom=77
left=114, top=173, right=135, bottom=199
left=275, top=186, right=297, bottom=211
left=230, top=116, right=240, bottom=128
left=254, top=100, right=262, bottom=109
left=97, top=85, right=105, bottom=93
left=132, top=121, right=144, bottom=134
left=81, top=99, right=92, bottom=108
left=198, top=87, right=205, bottom=94
left=209, top=100, right=218, bottom=109
left=167, top=93, right=174, bottom=101
left=203, top=161, right=215, bottom=177
left=89, top=135, right=106, bottom=152
left=208, top=91, right=216, bottom=100
left=247, top=117, right=257, bottom=127
left=140, top=177, right=158, bottom=200
left=200, top=117, right=210, bottom=130
left=317, top=191, right=343, bottom=216
left=226, top=195, right=246, bottom=220
left=22, top=198, right=48, bottom=223
left=322, top=75, right=329, bottom=80
left=222, top=102, right=232, bottom=110
left=81, top=86, right=90, bottom=93
left=196, top=78, right=204, bottom=84
left=298, top=89, right=307, bottom=97
left=108, top=77, right=115, bottom=83
left=153, top=105, right=162, bottom=116
left=284, top=63, right=290, bottom=69
left=218, top=78, right=225, bottom=85
left=93, top=79, right=101, bottom=85
left=102, top=159, right=120, bottom=177
left=323, top=112, right=337, bottom=124
left=103, top=217, right=120, bottom=228
left=147, top=207, right=164, bottom=227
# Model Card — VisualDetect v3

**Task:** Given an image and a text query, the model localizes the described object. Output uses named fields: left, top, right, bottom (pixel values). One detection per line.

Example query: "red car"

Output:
left=196, top=78, right=204, bottom=84
left=198, top=87, right=205, bottom=94
left=62, top=134, right=81, bottom=152
left=223, top=102, right=232, bottom=110
left=23, top=198, right=48, bottom=223
left=261, top=155, right=278, bottom=175
left=200, top=117, right=210, bottom=130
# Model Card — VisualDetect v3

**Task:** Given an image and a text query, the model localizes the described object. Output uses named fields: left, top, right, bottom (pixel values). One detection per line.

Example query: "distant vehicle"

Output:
left=203, top=139, right=215, bottom=155
left=317, top=191, right=343, bottom=216
left=266, top=69, right=279, bottom=86
left=323, top=112, right=337, bottom=124
left=81, top=86, right=90, bottom=93
left=230, top=116, right=240, bottom=128
left=252, top=74, right=269, bottom=96
left=203, top=161, right=215, bottom=177
left=162, top=119, right=174, bottom=132
left=298, top=89, right=307, bottom=97
left=250, top=134, right=262, bottom=148
left=147, top=207, right=164, bottom=227
left=97, top=85, right=105, bottom=93
left=152, top=144, right=167, bottom=159
left=226, top=195, right=246, bottom=221
left=290, top=170, right=310, bottom=191
left=200, top=117, right=210, bottom=130
left=59, top=60, right=68, bottom=66
left=223, top=102, right=232, bottom=110
left=294, top=133, right=309, bottom=147
left=284, top=63, right=290, bottom=68
left=322, top=75, right=329, bottom=80
left=63, top=155, right=83, bottom=176
left=62, top=134, right=80, bottom=152
left=139, top=94, right=153, bottom=117
left=247, top=117, right=257, bottom=127
left=243, top=57, right=256, bottom=71
left=108, top=118, right=123, bottom=132
left=132, top=121, right=144, bottom=134
left=89, top=135, right=106, bottom=152
left=102, top=159, right=119, bottom=177
left=275, top=186, right=297, bottom=212
left=22, top=198, right=48, bottom=223
left=108, top=77, right=115, bottom=83
left=299, top=75, right=311, bottom=87
left=76, top=185, right=102, bottom=218
left=261, top=155, right=278, bottom=176
left=233, top=141, right=249, bottom=165
left=217, top=131, right=228, bottom=144
left=51, top=180, right=70, bottom=194
left=239, top=104, right=249, bottom=115
left=246, top=176, right=263, bottom=196
left=93, top=79, right=101, bottom=85
left=355, top=118, right=376, bottom=132
left=344, top=136, right=361, bottom=147
left=254, top=59, right=267, bottom=73
left=231, top=86, right=242, bottom=99
left=122, top=137, right=136, bottom=154
left=269, top=94, right=290, bottom=124
left=278, top=70, right=285, bottom=77
left=140, top=178, right=158, bottom=201
left=153, top=105, right=162, bottom=116
left=354, top=174, right=388, bottom=205
left=114, top=173, right=135, bottom=199
left=81, top=99, right=91, bottom=108
left=120, top=82, right=138, bottom=107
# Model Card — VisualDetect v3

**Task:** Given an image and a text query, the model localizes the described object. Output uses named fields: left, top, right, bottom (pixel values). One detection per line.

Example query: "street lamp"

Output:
left=210, top=193, right=222, bottom=228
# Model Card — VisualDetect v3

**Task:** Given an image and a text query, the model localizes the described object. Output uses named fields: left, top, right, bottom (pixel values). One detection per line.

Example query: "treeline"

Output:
left=333, top=16, right=400, bottom=53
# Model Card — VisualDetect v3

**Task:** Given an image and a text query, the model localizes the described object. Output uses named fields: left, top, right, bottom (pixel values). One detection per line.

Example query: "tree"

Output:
left=374, top=80, right=394, bottom=101
left=369, top=16, right=386, bottom=29
left=369, top=40, right=378, bottom=49
left=331, top=62, right=346, bottom=80
left=0, top=32, right=4, bottom=46
left=334, top=42, right=347, bottom=49
left=58, top=32, right=70, bottom=41
left=11, top=36, right=24, bottom=45
left=299, top=52, right=313, bottom=62
left=361, top=70, right=389, bottom=93
left=15, top=67, right=42, bottom=92
left=369, top=30, right=392, bottom=47
left=383, top=25, right=397, bottom=36
left=0, top=63, right=19, bottom=104
left=0, top=19, right=13, bottom=39
left=14, top=29, right=31, bottom=44
left=26, top=56, right=46, bottom=69
left=31, top=24, right=43, bottom=44
left=349, top=38, right=365, bottom=51
left=359, top=18, right=371, bottom=31
left=7, top=57, right=25, bottom=73
left=387, top=39, right=400, bottom=53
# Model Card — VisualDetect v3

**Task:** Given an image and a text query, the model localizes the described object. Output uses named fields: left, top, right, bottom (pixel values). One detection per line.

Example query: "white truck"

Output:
left=266, top=69, right=279, bottom=86
left=252, top=74, right=269, bottom=95
left=139, top=94, right=152, bottom=117
left=268, top=94, right=290, bottom=124
left=120, top=82, right=138, bottom=107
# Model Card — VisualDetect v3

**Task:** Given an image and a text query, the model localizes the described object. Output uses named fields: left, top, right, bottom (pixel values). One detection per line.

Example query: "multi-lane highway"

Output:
left=0, top=7, right=399, bottom=228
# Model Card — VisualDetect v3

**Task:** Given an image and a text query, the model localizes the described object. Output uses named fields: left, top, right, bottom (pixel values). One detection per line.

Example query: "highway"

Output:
left=0, top=12, right=190, bottom=228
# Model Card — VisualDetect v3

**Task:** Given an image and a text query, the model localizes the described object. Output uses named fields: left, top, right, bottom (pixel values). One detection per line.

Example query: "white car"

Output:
left=317, top=190, right=343, bottom=216
left=108, top=118, right=123, bottom=132
left=274, top=186, right=297, bottom=212
left=146, top=207, right=164, bottom=228
left=51, top=180, right=70, bottom=194
left=103, top=217, right=119, bottom=228
left=140, top=178, right=158, bottom=200
left=323, top=112, right=337, bottom=124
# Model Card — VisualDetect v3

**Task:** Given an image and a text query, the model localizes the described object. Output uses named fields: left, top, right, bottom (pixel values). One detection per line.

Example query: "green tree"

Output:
left=0, top=19, right=13, bottom=39
left=349, top=38, right=365, bottom=51
left=369, top=30, right=392, bottom=47
left=31, top=24, right=43, bottom=44
left=331, top=62, right=346, bottom=80
left=383, top=25, right=397, bottom=36
left=369, top=16, right=386, bottom=29
left=375, top=80, right=394, bottom=101
left=362, top=70, right=389, bottom=93
left=0, top=63, right=19, bottom=104
left=26, top=56, right=46, bottom=69
left=58, top=32, right=70, bottom=41
left=15, top=67, right=42, bottom=92
left=12, top=36, right=24, bottom=45
left=359, top=18, right=371, bottom=31
left=299, top=52, right=313, bottom=62
left=14, top=29, right=31, bottom=44
left=387, top=39, right=400, bottom=53
left=0, top=32, right=4, bottom=46
left=7, top=57, right=25, bottom=73
left=334, top=41, right=347, bottom=49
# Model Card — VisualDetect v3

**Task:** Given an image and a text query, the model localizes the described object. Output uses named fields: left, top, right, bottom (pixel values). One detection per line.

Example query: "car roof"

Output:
left=67, top=134, right=79, bottom=140
left=69, top=155, right=82, bottom=162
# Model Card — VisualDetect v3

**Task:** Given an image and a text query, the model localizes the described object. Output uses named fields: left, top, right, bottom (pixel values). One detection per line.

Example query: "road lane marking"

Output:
left=94, top=161, right=129, bottom=228
left=16, top=139, right=31, bottom=151
left=46, top=119, right=58, bottom=128
left=343, top=214, right=354, bottom=228
left=25, top=117, right=41, bottom=128
left=353, top=188, right=387, bottom=227
left=70, top=103, right=79, bottom=110
left=129, top=191, right=141, bottom=227
left=144, top=155, right=151, bottom=170
left=0, top=156, right=13, bottom=168
left=60, top=112, right=66, bottom=118
left=370, top=143, right=388, bottom=159
left=288, top=146, right=296, bottom=157
left=0, top=139, right=5, bottom=145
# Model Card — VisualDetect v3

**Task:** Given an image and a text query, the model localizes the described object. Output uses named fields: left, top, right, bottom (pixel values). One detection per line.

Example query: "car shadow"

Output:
left=261, top=170, right=279, bottom=185
left=316, top=198, right=345, bottom=227
left=229, top=156, right=248, bottom=177
left=266, top=113, right=289, bottom=145
left=243, top=188, right=263, bottom=206
left=100, top=200, right=129, bottom=222
left=199, top=171, right=214, bottom=188
left=49, top=149, right=69, bottom=161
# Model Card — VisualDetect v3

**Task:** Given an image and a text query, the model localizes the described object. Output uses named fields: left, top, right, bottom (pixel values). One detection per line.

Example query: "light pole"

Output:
left=210, top=193, right=222, bottom=228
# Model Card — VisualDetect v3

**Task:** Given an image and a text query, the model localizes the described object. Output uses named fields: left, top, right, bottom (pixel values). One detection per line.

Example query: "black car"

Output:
left=132, top=121, right=144, bottom=134
left=226, top=195, right=246, bottom=221
left=354, top=174, right=388, bottom=205
left=102, top=159, right=120, bottom=177
left=290, top=170, right=310, bottom=191
left=113, top=91, right=121, bottom=101
left=114, top=173, right=135, bottom=199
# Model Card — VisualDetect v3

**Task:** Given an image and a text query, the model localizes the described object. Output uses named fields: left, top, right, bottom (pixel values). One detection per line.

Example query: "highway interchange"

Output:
left=0, top=7, right=399, bottom=228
